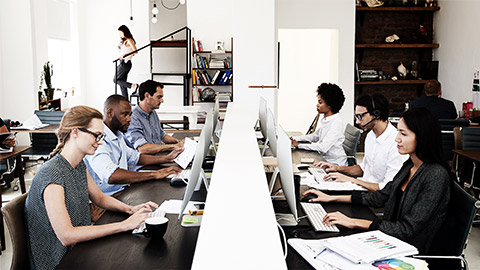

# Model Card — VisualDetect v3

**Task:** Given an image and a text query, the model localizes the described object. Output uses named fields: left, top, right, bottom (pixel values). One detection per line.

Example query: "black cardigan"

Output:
left=352, top=160, right=450, bottom=253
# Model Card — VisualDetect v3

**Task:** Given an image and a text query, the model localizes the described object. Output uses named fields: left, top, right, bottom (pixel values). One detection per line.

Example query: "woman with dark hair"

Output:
left=114, top=25, right=138, bottom=99
left=302, top=107, right=452, bottom=254
left=290, top=83, right=347, bottom=165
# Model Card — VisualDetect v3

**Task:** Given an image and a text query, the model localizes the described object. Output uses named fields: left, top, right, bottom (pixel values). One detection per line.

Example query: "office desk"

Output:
left=452, top=149, right=480, bottom=163
left=273, top=200, right=377, bottom=269
left=156, top=106, right=201, bottom=129
left=0, top=145, right=31, bottom=252
left=57, top=179, right=207, bottom=269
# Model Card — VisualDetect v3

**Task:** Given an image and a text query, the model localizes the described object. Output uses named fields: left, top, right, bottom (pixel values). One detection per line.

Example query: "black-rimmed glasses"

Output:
left=354, top=112, right=369, bottom=121
left=78, top=128, right=106, bottom=142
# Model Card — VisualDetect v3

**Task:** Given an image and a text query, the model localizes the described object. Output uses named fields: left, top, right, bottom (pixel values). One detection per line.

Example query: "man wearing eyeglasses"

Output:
left=84, top=95, right=182, bottom=220
left=316, top=94, right=408, bottom=192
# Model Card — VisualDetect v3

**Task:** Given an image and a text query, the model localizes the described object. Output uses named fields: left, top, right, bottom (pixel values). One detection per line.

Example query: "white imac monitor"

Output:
left=258, top=97, right=268, bottom=140
left=265, top=108, right=277, bottom=157
left=274, top=125, right=298, bottom=226
left=178, top=110, right=215, bottom=219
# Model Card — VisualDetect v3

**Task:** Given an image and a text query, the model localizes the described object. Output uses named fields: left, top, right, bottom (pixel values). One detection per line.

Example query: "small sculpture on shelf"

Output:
left=385, top=34, right=400, bottom=43
left=362, top=0, right=384, bottom=8
left=410, top=61, right=418, bottom=78
left=397, top=62, right=408, bottom=79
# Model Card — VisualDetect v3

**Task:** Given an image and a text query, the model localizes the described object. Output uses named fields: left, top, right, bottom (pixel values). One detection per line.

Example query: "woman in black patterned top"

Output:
left=25, top=106, right=157, bottom=270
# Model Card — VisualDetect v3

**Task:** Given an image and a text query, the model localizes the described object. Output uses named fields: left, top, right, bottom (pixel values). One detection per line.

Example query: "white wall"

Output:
left=276, top=0, right=355, bottom=126
left=435, top=0, right=480, bottom=111
left=0, top=0, right=38, bottom=144
left=77, top=0, right=150, bottom=111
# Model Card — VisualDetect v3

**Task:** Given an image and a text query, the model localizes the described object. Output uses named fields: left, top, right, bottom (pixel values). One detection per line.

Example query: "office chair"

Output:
left=1, top=118, right=19, bottom=191
left=438, top=119, right=470, bottom=163
left=343, top=123, right=362, bottom=166
left=414, top=181, right=480, bottom=270
left=1, top=192, right=29, bottom=270
left=461, top=127, right=480, bottom=192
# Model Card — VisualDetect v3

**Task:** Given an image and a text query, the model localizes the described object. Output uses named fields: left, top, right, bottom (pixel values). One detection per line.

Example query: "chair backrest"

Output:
left=438, top=119, right=470, bottom=161
left=34, top=110, right=64, bottom=125
left=1, top=193, right=29, bottom=270
left=343, top=123, right=362, bottom=166
left=462, top=127, right=480, bottom=150
left=427, top=181, right=480, bottom=256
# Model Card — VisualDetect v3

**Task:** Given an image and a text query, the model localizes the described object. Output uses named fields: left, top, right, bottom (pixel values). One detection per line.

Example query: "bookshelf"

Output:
left=192, top=38, right=233, bottom=105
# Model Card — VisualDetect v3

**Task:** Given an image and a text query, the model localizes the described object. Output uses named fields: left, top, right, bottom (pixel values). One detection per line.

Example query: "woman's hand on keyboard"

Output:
left=154, top=166, right=182, bottom=179
left=302, top=189, right=332, bottom=203
left=128, top=201, right=158, bottom=215
left=323, top=172, right=354, bottom=183
left=314, top=161, right=338, bottom=172
left=323, top=212, right=372, bottom=230
left=121, top=207, right=151, bottom=231
left=166, top=147, right=184, bottom=162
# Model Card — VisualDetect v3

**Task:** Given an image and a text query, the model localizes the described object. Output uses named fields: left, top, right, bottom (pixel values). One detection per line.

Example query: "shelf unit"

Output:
left=192, top=38, right=233, bottom=106
left=355, top=5, right=440, bottom=115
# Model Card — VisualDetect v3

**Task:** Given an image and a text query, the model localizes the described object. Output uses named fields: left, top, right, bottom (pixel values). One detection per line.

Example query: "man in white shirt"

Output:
left=291, top=83, right=347, bottom=166
left=317, top=94, right=408, bottom=191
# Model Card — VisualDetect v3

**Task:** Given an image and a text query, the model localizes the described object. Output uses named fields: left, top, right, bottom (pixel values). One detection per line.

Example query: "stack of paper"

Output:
left=288, top=231, right=426, bottom=270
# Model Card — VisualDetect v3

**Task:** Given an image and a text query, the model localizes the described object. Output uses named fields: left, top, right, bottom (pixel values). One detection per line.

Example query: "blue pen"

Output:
left=313, top=248, right=327, bottom=259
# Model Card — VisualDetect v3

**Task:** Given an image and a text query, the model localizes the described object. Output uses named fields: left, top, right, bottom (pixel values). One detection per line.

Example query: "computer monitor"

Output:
left=273, top=125, right=298, bottom=226
left=178, top=110, right=214, bottom=219
left=265, top=108, right=277, bottom=157
left=258, top=97, right=268, bottom=140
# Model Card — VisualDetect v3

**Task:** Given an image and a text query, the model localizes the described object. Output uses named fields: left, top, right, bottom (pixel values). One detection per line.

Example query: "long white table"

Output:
left=156, top=106, right=201, bottom=129
left=192, top=102, right=287, bottom=269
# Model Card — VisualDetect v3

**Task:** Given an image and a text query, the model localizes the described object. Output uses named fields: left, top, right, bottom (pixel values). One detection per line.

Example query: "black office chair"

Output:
left=438, top=119, right=470, bottom=163
left=414, top=181, right=480, bottom=270
left=21, top=110, right=64, bottom=160
left=461, top=127, right=480, bottom=192
left=343, top=123, right=362, bottom=166
left=1, top=118, right=18, bottom=191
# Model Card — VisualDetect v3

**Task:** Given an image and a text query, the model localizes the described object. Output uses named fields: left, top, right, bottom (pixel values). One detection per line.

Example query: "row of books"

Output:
left=194, top=55, right=232, bottom=69
left=193, top=70, right=232, bottom=85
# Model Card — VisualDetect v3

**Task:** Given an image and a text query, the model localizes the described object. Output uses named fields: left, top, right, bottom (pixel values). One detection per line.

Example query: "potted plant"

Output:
left=39, top=61, right=54, bottom=101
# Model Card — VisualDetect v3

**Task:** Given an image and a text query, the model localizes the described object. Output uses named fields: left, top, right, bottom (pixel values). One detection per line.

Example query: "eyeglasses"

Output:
left=78, top=128, right=106, bottom=142
left=354, top=112, right=369, bottom=121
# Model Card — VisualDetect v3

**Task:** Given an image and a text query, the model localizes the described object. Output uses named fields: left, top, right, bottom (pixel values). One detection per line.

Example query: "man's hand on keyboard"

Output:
left=302, top=189, right=332, bottom=203
left=323, top=172, right=355, bottom=183
left=166, top=147, right=184, bottom=162
left=128, top=201, right=159, bottom=215
left=314, top=161, right=338, bottom=173
left=154, top=166, right=182, bottom=180
left=121, top=207, right=151, bottom=231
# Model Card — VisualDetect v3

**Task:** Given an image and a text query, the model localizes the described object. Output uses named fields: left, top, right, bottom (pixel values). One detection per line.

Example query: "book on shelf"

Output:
left=226, top=56, right=231, bottom=68
left=197, top=40, right=203, bottom=52
left=211, top=70, right=221, bottom=84
left=227, top=71, right=233, bottom=84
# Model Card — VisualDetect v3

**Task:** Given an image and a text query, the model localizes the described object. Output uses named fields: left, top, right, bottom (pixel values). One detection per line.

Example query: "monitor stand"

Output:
left=275, top=213, right=298, bottom=226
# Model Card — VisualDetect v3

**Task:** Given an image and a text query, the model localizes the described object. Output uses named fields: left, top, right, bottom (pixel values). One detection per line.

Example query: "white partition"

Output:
left=192, top=101, right=287, bottom=269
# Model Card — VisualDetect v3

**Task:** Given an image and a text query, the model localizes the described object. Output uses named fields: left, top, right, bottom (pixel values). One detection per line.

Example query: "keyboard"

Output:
left=308, top=167, right=328, bottom=183
left=300, top=202, right=339, bottom=232
left=174, top=138, right=197, bottom=169
left=132, top=208, right=166, bottom=234
left=168, top=169, right=191, bottom=181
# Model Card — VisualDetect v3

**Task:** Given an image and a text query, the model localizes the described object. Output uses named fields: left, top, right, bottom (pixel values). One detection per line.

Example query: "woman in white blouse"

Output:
left=290, top=83, right=347, bottom=166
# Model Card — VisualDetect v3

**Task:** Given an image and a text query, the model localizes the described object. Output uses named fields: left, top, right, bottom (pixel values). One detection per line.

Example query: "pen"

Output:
left=189, top=210, right=204, bottom=215
left=313, top=248, right=327, bottom=259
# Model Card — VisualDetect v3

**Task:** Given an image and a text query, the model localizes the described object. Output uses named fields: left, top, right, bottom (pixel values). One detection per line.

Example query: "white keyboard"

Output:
left=168, top=169, right=191, bottom=181
left=132, top=208, right=166, bottom=234
left=300, top=202, right=339, bottom=232
left=308, top=168, right=328, bottom=183
left=174, top=138, right=197, bottom=169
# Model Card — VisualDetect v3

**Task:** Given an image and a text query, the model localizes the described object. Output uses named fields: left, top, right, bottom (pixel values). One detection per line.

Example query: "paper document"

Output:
left=158, top=199, right=202, bottom=214
left=323, top=230, right=418, bottom=264
left=10, top=114, right=49, bottom=130
left=309, top=181, right=367, bottom=191
left=174, top=138, right=197, bottom=169
left=299, top=172, right=318, bottom=186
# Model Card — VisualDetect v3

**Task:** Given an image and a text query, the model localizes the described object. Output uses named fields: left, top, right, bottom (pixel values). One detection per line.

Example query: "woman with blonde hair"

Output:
left=25, top=106, right=157, bottom=270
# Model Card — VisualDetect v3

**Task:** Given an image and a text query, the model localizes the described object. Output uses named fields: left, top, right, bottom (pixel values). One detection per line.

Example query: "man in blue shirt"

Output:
left=126, top=80, right=184, bottom=154
left=85, top=95, right=182, bottom=198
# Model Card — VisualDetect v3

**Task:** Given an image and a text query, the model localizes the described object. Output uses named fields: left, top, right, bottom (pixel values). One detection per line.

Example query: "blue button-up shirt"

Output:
left=125, top=105, right=166, bottom=149
left=84, top=123, right=141, bottom=196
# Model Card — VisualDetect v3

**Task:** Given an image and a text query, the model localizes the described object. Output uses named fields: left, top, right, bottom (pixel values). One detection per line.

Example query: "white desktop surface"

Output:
left=192, top=102, right=287, bottom=269
left=156, top=106, right=200, bottom=129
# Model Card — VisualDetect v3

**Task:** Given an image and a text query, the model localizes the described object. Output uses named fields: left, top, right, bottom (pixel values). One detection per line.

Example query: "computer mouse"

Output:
left=300, top=194, right=318, bottom=203
left=170, top=178, right=187, bottom=187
